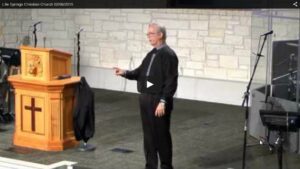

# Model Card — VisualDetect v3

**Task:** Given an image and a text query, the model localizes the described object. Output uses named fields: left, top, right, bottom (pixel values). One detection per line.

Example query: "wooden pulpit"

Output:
left=8, top=46, right=80, bottom=151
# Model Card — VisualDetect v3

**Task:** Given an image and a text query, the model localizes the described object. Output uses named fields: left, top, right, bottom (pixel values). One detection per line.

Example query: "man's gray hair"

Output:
left=149, top=23, right=167, bottom=42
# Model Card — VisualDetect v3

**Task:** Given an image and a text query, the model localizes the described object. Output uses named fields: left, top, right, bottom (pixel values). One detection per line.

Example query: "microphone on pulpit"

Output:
left=33, top=21, right=42, bottom=48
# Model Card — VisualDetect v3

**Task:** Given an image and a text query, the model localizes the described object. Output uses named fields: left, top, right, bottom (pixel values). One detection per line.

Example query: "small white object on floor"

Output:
left=0, top=156, right=77, bottom=169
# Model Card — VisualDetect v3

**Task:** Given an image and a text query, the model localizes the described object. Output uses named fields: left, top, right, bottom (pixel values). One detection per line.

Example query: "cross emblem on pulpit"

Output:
left=24, top=98, right=42, bottom=132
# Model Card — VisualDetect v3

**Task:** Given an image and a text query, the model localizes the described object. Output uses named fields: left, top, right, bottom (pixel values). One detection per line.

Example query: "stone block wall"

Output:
left=1, top=9, right=254, bottom=82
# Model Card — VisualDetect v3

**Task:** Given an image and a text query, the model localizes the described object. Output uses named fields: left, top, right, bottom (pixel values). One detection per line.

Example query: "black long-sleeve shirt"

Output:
left=123, top=44, right=178, bottom=109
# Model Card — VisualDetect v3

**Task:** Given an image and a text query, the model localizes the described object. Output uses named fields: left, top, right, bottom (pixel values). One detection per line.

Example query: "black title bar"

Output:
left=1, top=0, right=299, bottom=8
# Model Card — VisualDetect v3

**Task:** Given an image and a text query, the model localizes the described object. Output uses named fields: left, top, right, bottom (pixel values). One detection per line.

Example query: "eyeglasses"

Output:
left=146, top=32, right=158, bottom=36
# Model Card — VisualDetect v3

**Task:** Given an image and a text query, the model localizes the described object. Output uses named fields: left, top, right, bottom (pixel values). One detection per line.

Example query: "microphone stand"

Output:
left=242, top=34, right=270, bottom=169
left=75, top=28, right=96, bottom=151
left=76, top=31, right=81, bottom=76
left=288, top=54, right=296, bottom=100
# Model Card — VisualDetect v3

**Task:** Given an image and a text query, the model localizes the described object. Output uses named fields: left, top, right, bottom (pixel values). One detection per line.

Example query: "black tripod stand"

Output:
left=275, top=130, right=284, bottom=169
left=76, top=28, right=83, bottom=76
left=242, top=30, right=273, bottom=169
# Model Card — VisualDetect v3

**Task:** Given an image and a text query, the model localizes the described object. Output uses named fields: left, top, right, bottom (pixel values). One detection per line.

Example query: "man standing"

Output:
left=114, top=23, right=178, bottom=169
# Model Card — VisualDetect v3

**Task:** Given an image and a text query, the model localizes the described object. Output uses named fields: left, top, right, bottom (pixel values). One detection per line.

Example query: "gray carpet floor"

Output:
left=0, top=89, right=299, bottom=169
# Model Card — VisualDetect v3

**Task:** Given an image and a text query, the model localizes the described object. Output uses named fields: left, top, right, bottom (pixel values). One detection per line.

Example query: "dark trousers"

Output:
left=139, top=94, right=173, bottom=169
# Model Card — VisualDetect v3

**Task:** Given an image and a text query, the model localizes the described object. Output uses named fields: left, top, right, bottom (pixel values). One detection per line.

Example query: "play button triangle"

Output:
left=147, top=81, right=153, bottom=88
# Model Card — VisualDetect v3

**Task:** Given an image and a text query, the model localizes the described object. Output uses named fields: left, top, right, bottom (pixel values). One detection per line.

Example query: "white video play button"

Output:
left=147, top=81, right=153, bottom=88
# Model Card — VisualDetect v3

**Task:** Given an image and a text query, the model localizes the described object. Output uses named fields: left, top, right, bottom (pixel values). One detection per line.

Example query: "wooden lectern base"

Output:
left=9, top=75, right=80, bottom=151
